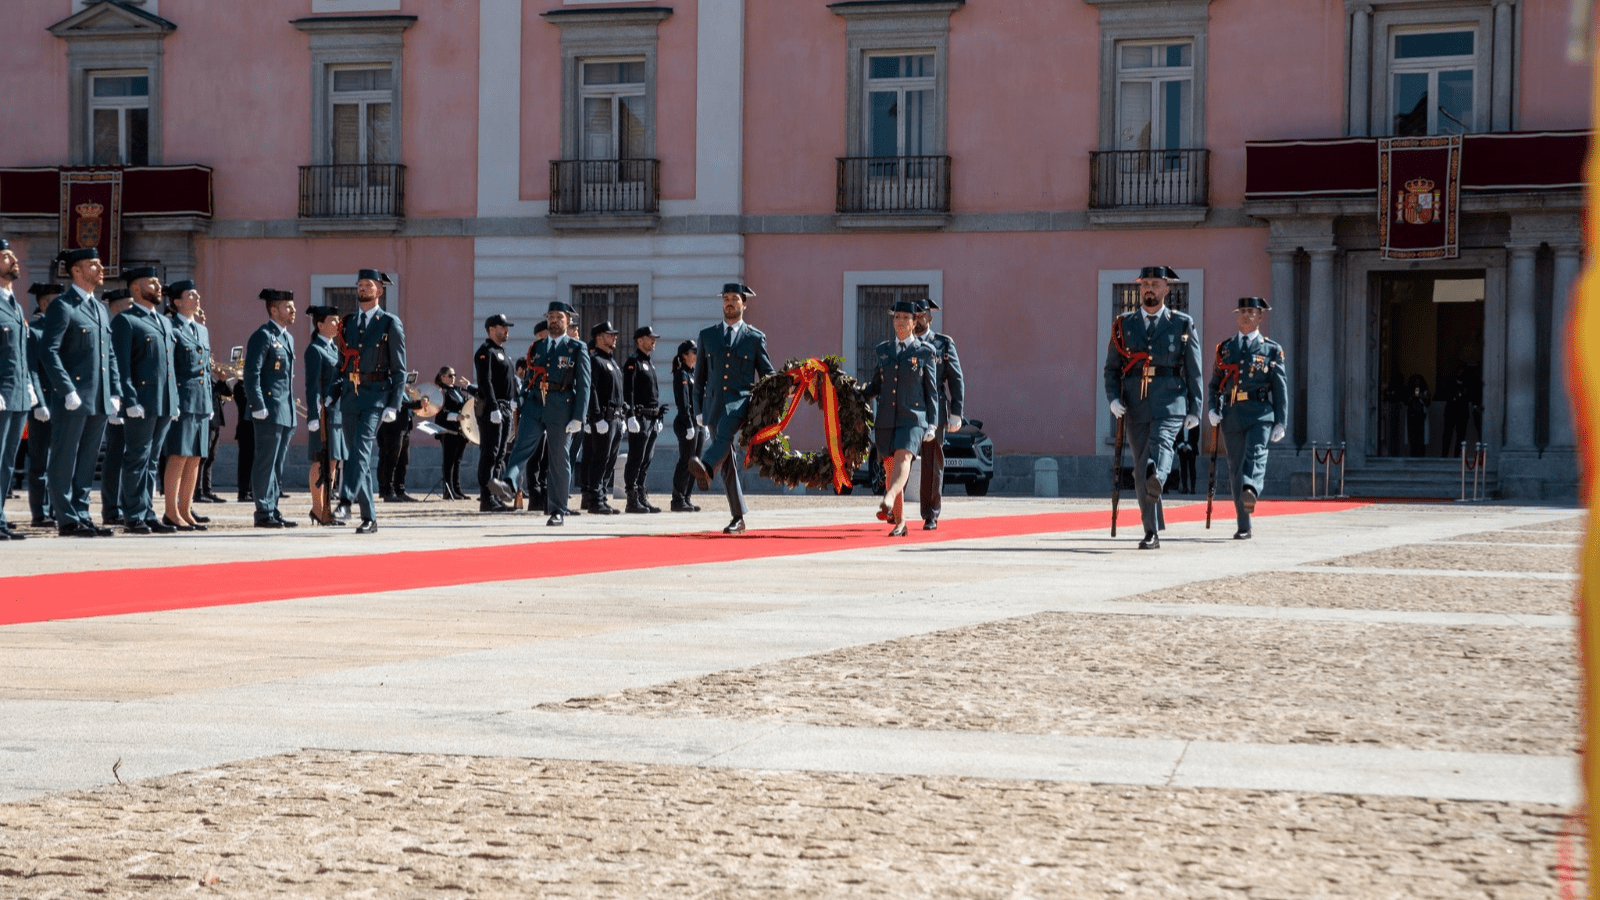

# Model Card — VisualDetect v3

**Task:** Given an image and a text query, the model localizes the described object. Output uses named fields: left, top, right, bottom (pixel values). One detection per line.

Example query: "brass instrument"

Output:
left=209, top=354, right=244, bottom=381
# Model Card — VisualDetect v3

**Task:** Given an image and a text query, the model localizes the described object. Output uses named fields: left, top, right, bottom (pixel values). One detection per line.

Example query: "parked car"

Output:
left=844, top=418, right=994, bottom=496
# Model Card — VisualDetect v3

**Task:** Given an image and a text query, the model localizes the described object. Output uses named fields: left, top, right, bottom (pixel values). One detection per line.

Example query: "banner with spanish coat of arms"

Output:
left=1378, top=135, right=1462, bottom=260
left=58, top=168, right=122, bottom=272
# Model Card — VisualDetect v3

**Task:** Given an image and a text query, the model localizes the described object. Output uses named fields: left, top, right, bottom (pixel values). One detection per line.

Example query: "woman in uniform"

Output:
left=670, top=339, right=702, bottom=512
left=161, top=280, right=212, bottom=531
left=862, top=300, right=938, bottom=536
left=303, top=306, right=347, bottom=524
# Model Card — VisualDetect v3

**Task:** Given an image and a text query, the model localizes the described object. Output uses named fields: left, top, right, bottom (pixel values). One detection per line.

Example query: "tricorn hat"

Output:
left=163, top=279, right=196, bottom=298
left=357, top=269, right=393, bottom=285
left=719, top=282, right=756, bottom=298
left=591, top=320, right=619, bottom=337
left=533, top=320, right=549, bottom=335
left=120, top=266, right=159, bottom=283
left=890, top=299, right=918, bottom=315
left=305, top=305, right=340, bottom=319
left=1235, top=296, right=1271, bottom=311
left=547, top=300, right=576, bottom=315
left=914, top=297, right=940, bottom=312
left=56, top=247, right=98, bottom=267
left=0, top=238, right=9, bottom=251
left=27, top=282, right=64, bottom=297
left=1138, top=266, right=1180, bottom=281
left=258, top=288, right=294, bottom=303
left=102, top=288, right=131, bottom=303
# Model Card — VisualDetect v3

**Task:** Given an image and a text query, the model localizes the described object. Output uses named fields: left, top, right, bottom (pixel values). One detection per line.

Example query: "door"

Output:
left=1373, top=272, right=1485, bottom=457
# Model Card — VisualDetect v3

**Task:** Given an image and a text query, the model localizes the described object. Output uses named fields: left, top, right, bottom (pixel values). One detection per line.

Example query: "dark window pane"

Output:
left=868, top=56, right=901, bottom=79
left=857, top=285, right=929, bottom=382
left=572, top=285, right=640, bottom=349
left=1395, top=31, right=1474, bottom=59
left=127, top=107, right=148, bottom=165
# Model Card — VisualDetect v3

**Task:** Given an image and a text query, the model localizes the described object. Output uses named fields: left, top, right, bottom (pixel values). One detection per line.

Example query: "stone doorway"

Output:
left=1372, top=271, right=1485, bottom=460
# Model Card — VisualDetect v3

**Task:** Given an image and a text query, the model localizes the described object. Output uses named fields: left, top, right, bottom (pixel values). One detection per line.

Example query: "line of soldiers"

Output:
left=1104, top=265, right=1288, bottom=548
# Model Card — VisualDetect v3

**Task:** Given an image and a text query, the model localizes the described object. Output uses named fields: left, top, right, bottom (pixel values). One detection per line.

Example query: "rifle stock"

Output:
left=1110, top=416, right=1126, bottom=536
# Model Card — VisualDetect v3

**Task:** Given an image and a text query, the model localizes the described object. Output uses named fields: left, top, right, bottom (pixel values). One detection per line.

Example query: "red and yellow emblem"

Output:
left=1394, top=176, right=1441, bottom=226
left=74, top=201, right=104, bottom=249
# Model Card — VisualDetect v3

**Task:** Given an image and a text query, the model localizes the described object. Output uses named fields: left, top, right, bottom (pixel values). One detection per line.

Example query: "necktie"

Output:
left=725, top=324, right=734, bottom=345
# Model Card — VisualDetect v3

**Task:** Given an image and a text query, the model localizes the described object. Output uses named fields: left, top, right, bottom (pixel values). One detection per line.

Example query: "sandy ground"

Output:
left=1313, top=543, right=1577, bottom=573
left=0, top=752, right=1578, bottom=900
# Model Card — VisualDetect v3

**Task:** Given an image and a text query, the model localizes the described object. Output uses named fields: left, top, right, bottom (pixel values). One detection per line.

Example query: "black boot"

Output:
left=639, top=490, right=662, bottom=513
left=625, top=490, right=650, bottom=514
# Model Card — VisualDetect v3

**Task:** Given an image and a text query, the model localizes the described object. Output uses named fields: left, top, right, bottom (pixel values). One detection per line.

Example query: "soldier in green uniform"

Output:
left=1206, top=297, right=1288, bottom=540
left=528, top=301, right=591, bottom=526
left=244, top=289, right=298, bottom=529
left=1103, top=265, right=1203, bottom=550
left=111, top=266, right=179, bottom=535
left=337, top=269, right=407, bottom=535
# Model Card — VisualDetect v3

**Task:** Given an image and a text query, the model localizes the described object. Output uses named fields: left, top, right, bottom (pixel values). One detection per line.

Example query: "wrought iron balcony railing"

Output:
left=549, top=158, right=661, bottom=216
left=298, top=164, right=406, bottom=218
left=1089, top=149, right=1209, bottom=208
left=836, top=155, right=951, bottom=215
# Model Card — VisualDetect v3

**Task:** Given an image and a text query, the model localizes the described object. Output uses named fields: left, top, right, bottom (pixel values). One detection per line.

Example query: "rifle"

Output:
left=1110, top=415, right=1126, bottom=537
left=1204, top=422, right=1220, bottom=529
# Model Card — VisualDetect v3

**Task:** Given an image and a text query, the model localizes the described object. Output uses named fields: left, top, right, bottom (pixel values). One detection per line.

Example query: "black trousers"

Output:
left=235, top=422, right=255, bottom=497
left=672, top=423, right=704, bottom=505
left=918, top=422, right=946, bottom=521
left=582, top=418, right=623, bottom=501
left=376, top=419, right=413, bottom=496
left=476, top=406, right=511, bottom=499
left=624, top=423, right=660, bottom=494
left=438, top=433, right=467, bottom=495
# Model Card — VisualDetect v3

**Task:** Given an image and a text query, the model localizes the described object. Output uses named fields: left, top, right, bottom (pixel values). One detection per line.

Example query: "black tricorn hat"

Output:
left=305, top=305, right=341, bottom=319
left=120, top=266, right=159, bottom=283
left=103, top=288, right=131, bottom=303
left=591, top=320, right=619, bottom=337
left=357, top=269, right=393, bottom=285
left=258, top=288, right=294, bottom=303
left=1138, top=266, right=1179, bottom=280
left=914, top=297, right=940, bottom=312
left=57, top=247, right=98, bottom=266
left=890, top=299, right=918, bottom=315
left=547, top=300, right=576, bottom=315
left=719, top=282, right=755, bottom=297
left=27, top=282, right=64, bottom=297
left=1235, top=296, right=1272, bottom=311
left=0, top=238, right=9, bottom=251
left=163, top=279, right=196, bottom=298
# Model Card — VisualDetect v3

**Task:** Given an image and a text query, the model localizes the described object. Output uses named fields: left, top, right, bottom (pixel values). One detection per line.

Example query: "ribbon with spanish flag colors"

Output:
left=746, top=357, right=852, bottom=492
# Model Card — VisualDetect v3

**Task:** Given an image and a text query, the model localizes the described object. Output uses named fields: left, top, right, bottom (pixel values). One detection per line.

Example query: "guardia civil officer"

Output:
left=622, top=325, right=666, bottom=513
left=0, top=239, right=32, bottom=539
left=474, top=313, right=517, bottom=512
left=582, top=321, right=625, bottom=515
left=911, top=297, right=964, bottom=531
left=528, top=301, right=590, bottom=525
left=688, top=283, right=774, bottom=535
left=98, top=288, right=133, bottom=527
left=112, top=266, right=179, bottom=534
left=669, top=339, right=705, bottom=512
left=161, top=280, right=212, bottom=531
left=1206, top=297, right=1287, bottom=540
left=1103, top=265, right=1203, bottom=550
left=337, top=269, right=406, bottom=534
left=40, top=247, right=122, bottom=537
left=24, top=282, right=63, bottom=528
left=862, top=300, right=938, bottom=537
left=304, top=306, right=346, bottom=525
left=245, top=289, right=298, bottom=529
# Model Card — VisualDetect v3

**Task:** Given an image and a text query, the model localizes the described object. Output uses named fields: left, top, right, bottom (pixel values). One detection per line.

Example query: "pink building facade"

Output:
left=0, top=0, right=1585, bottom=498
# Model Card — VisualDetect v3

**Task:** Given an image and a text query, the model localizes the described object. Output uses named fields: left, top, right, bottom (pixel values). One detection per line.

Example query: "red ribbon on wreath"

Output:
left=746, top=358, right=852, bottom=492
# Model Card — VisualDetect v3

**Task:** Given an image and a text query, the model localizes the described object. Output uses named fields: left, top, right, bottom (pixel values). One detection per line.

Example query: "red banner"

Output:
left=58, top=169, right=121, bottom=271
left=1378, top=135, right=1462, bottom=260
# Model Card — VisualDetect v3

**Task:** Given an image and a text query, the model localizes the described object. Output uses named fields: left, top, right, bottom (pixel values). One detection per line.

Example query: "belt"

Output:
left=1145, top=364, right=1183, bottom=376
left=358, top=371, right=390, bottom=383
left=1231, top=386, right=1272, bottom=403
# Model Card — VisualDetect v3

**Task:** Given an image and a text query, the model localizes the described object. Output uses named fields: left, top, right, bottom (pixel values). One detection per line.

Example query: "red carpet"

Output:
left=0, top=500, right=1365, bottom=625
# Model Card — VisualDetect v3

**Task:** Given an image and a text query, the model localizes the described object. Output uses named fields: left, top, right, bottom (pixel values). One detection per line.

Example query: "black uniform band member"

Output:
left=1103, top=265, right=1203, bottom=550
left=377, top=375, right=422, bottom=502
left=911, top=297, right=964, bottom=531
left=433, top=366, right=471, bottom=500
left=670, top=339, right=704, bottom=512
left=1206, top=296, right=1288, bottom=540
left=474, top=313, right=517, bottom=511
left=337, top=269, right=406, bottom=535
left=862, top=300, right=938, bottom=537
left=582, top=320, right=625, bottom=515
left=622, top=325, right=666, bottom=513
left=688, top=283, right=774, bottom=534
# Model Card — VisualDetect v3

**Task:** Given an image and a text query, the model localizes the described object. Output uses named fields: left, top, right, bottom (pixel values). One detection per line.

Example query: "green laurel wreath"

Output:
left=738, top=355, right=874, bottom=492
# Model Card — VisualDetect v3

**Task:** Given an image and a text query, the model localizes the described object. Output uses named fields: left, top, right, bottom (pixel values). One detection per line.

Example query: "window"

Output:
left=573, top=285, right=639, bottom=346
left=865, top=53, right=935, bottom=158
left=89, top=71, right=149, bottom=165
left=581, top=59, right=646, bottom=163
left=1390, top=29, right=1476, bottom=135
left=1115, top=42, right=1193, bottom=152
left=322, top=287, right=360, bottom=319
left=855, top=285, right=928, bottom=382
left=330, top=66, right=394, bottom=166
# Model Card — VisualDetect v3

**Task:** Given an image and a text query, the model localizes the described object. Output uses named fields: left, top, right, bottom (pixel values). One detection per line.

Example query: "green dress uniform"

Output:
left=244, top=314, right=296, bottom=523
left=694, top=317, right=774, bottom=521
left=337, top=304, right=407, bottom=525
left=1208, top=328, right=1288, bottom=537
left=304, top=333, right=346, bottom=463
left=167, top=313, right=213, bottom=459
left=112, top=300, right=178, bottom=529
left=24, top=292, right=57, bottom=525
left=1103, top=305, right=1203, bottom=540
left=0, top=278, right=30, bottom=537
left=40, top=280, right=122, bottom=535
left=863, top=337, right=938, bottom=455
left=529, top=322, right=591, bottom=520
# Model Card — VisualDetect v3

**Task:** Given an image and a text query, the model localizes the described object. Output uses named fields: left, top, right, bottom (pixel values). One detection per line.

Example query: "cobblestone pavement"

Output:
left=1312, top=542, right=1577, bottom=572
left=0, top=752, right=1578, bottom=899
left=1117, top=571, right=1572, bottom=614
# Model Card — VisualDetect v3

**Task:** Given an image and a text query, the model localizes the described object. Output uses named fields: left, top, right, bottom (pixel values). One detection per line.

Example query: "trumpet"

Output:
left=209, top=355, right=244, bottom=381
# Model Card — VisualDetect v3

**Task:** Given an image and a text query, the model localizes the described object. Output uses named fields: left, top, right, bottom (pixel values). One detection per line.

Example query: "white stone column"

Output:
left=1306, top=246, right=1338, bottom=444
left=1502, top=244, right=1539, bottom=449
left=1348, top=4, right=1372, bottom=136
left=1549, top=245, right=1583, bottom=447
left=1491, top=1, right=1515, bottom=132
left=1268, top=248, right=1298, bottom=442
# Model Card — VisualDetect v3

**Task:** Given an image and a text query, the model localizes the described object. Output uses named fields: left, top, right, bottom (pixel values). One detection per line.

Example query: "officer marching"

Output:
left=1206, top=297, right=1288, bottom=540
left=528, top=301, right=591, bottom=526
left=1103, top=265, right=1203, bottom=550
left=338, top=269, right=407, bottom=535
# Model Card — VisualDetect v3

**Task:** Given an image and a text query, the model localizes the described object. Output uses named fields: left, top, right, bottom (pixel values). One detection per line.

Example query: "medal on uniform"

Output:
left=1139, top=361, right=1154, bottom=400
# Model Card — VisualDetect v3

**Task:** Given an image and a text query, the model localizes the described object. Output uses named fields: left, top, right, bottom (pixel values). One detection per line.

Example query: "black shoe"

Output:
left=640, top=495, right=662, bottom=513
left=59, top=522, right=97, bottom=538
left=558, top=506, right=583, bottom=517
left=687, top=503, right=701, bottom=512
left=888, top=522, right=908, bottom=537
left=382, top=493, right=398, bottom=503
left=102, top=513, right=122, bottom=526
left=487, top=479, right=515, bottom=505
left=334, top=502, right=351, bottom=518
left=191, top=514, right=211, bottom=524
left=92, top=525, right=114, bottom=537
left=479, top=499, right=512, bottom=513
left=625, top=496, right=650, bottom=514
left=393, top=492, right=418, bottom=503
left=237, top=493, right=252, bottom=503
left=596, top=501, right=620, bottom=516
left=1233, top=530, right=1252, bottom=540
left=1241, top=486, right=1257, bottom=514
left=355, top=519, right=377, bottom=534
left=146, top=518, right=177, bottom=534
left=723, top=517, right=746, bottom=535
left=1145, top=471, right=1163, bottom=501
left=31, top=518, right=57, bottom=529
left=276, top=516, right=299, bottom=529
left=254, top=517, right=284, bottom=529
left=0, top=529, right=23, bottom=540
left=1138, top=532, right=1160, bottom=550
left=162, top=516, right=194, bottom=533
left=688, top=457, right=712, bottom=491
left=923, top=518, right=938, bottom=531
left=124, top=522, right=152, bottom=535
left=546, top=512, right=565, bottom=526
left=670, top=501, right=695, bottom=512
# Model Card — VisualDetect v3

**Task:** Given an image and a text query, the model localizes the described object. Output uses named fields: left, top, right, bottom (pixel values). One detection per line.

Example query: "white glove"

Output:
left=1208, top=410, right=1223, bottom=427
left=26, top=383, right=37, bottom=407
left=698, top=424, right=710, bottom=440
left=1271, top=424, right=1286, bottom=443
left=1108, top=399, right=1126, bottom=418
left=208, top=411, right=214, bottom=420
left=601, top=419, right=614, bottom=434
left=64, top=391, right=82, bottom=411
left=447, top=412, right=459, bottom=422
left=109, top=397, right=121, bottom=415
left=0, top=395, right=6, bottom=412
left=565, top=419, right=582, bottom=434
left=489, top=409, right=502, bottom=424
left=170, top=414, right=180, bottom=422
left=695, top=413, right=704, bottom=426
left=654, top=420, right=663, bottom=434
left=626, top=416, right=640, bottom=433
left=307, top=419, right=320, bottom=432
left=946, top=415, right=961, bottom=431
left=322, top=396, right=335, bottom=408
left=107, top=415, right=123, bottom=426
left=251, top=408, right=268, bottom=420
left=33, top=405, right=50, bottom=422
left=922, top=429, right=936, bottom=443
left=382, top=407, right=397, bottom=423
left=1183, top=414, right=1200, bottom=431
left=126, top=404, right=145, bottom=419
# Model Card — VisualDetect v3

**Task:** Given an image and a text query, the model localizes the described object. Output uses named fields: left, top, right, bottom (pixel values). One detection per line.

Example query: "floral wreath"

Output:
left=739, top=355, right=873, bottom=492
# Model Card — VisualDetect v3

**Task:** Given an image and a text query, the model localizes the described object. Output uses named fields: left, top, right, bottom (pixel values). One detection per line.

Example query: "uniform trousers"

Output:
left=918, top=420, right=947, bottom=522
left=120, top=415, right=171, bottom=526
left=26, top=415, right=51, bottom=520
left=47, top=410, right=107, bottom=528
left=624, top=424, right=659, bottom=495
left=1126, top=415, right=1181, bottom=536
left=1221, top=414, right=1272, bottom=534
left=701, top=413, right=748, bottom=519
left=437, top=432, right=467, bottom=496
left=541, top=418, right=576, bottom=515
left=377, top=419, right=413, bottom=496
left=251, top=421, right=293, bottom=520
left=671, top=422, right=703, bottom=506
left=0, top=409, right=25, bottom=528
left=234, top=420, right=255, bottom=498
left=475, top=407, right=511, bottom=500
left=198, top=413, right=220, bottom=496
left=501, top=403, right=544, bottom=493
left=101, top=421, right=125, bottom=520
left=582, top=417, right=623, bottom=503
left=341, top=406, right=384, bottom=521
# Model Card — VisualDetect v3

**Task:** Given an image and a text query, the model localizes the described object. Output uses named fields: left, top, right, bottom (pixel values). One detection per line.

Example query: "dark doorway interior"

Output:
left=1375, top=272, right=1484, bottom=458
